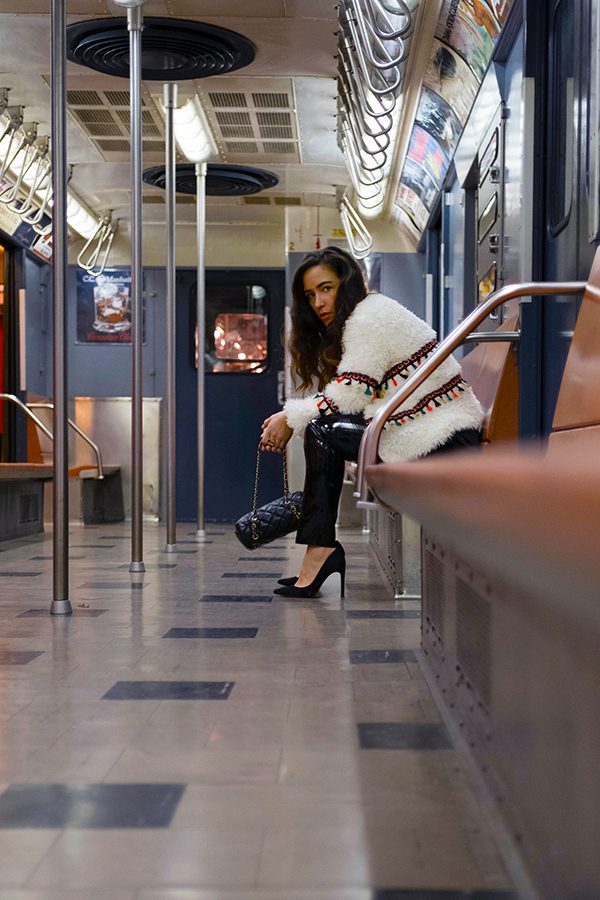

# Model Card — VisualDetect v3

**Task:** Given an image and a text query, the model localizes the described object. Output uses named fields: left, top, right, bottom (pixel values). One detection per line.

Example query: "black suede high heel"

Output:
left=277, top=541, right=344, bottom=587
left=273, top=544, right=345, bottom=598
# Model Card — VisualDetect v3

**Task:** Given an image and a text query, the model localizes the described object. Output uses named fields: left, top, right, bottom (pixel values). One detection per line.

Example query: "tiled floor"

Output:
left=0, top=522, right=517, bottom=899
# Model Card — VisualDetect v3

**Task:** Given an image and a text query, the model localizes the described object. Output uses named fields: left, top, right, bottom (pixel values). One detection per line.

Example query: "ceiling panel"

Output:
left=0, top=0, right=111, bottom=10
left=166, top=0, right=286, bottom=17
left=283, top=0, right=338, bottom=19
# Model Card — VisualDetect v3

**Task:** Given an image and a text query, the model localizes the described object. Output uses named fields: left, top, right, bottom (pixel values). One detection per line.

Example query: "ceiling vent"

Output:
left=197, top=77, right=301, bottom=164
left=67, top=89, right=164, bottom=162
left=142, top=163, right=279, bottom=197
left=66, top=18, right=255, bottom=81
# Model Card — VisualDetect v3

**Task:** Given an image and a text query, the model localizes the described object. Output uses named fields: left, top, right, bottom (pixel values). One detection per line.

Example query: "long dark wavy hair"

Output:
left=289, top=246, right=368, bottom=391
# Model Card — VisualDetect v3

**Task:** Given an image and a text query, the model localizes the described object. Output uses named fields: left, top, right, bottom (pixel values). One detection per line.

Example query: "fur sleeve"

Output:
left=283, top=396, right=319, bottom=436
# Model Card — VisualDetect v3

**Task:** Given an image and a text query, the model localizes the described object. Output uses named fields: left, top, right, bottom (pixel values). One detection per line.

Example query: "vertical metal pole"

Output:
left=50, top=0, right=72, bottom=615
left=164, top=83, right=177, bottom=551
left=196, top=162, right=207, bottom=537
left=129, top=5, right=145, bottom=572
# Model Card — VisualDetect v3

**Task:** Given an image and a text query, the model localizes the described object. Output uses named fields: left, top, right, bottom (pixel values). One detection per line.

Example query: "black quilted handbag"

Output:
left=234, top=442, right=303, bottom=550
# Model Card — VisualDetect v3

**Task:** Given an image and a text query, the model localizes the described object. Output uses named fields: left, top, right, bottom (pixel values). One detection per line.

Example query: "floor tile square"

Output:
left=238, top=556, right=290, bottom=561
left=346, top=610, right=421, bottom=619
left=374, top=892, right=517, bottom=899
left=77, top=582, right=147, bottom=589
left=160, top=549, right=199, bottom=554
left=350, top=650, right=418, bottom=664
left=222, top=572, right=281, bottom=579
left=0, top=651, right=44, bottom=665
left=0, top=572, right=42, bottom=578
left=162, top=627, right=259, bottom=639
left=199, top=595, right=272, bottom=603
left=17, top=608, right=108, bottom=618
left=102, top=681, right=234, bottom=700
left=358, top=723, right=452, bottom=750
left=0, top=784, right=185, bottom=828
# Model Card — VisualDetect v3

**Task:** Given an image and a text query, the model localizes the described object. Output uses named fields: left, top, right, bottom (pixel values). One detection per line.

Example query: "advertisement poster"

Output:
left=395, top=183, right=431, bottom=234
left=76, top=270, right=143, bottom=344
left=424, top=39, right=480, bottom=125
left=407, top=125, right=450, bottom=190
left=402, top=158, right=439, bottom=211
left=415, top=85, right=463, bottom=158
left=436, top=0, right=498, bottom=81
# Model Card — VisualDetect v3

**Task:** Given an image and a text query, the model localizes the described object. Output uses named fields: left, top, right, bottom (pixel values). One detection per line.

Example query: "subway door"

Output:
left=475, top=104, right=506, bottom=330
left=542, top=0, right=594, bottom=431
left=175, top=268, right=286, bottom=523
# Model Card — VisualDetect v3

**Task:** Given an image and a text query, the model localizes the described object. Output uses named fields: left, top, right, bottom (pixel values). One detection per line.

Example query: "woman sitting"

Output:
left=261, top=246, right=483, bottom=598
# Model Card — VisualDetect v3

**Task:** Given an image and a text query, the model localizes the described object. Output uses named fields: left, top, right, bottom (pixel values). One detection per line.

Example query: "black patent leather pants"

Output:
left=296, top=414, right=367, bottom=548
left=295, top=415, right=482, bottom=548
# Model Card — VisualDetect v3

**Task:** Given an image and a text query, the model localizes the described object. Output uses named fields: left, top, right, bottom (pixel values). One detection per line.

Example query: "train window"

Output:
left=549, top=0, right=575, bottom=234
left=478, top=130, right=498, bottom=187
left=194, top=283, right=269, bottom=374
left=478, top=193, right=498, bottom=243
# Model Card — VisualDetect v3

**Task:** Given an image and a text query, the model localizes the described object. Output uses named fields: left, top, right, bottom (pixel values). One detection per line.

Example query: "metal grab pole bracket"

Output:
left=355, top=281, right=587, bottom=505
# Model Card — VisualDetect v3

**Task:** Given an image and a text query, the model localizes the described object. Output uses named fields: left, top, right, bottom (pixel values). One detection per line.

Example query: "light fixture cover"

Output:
left=172, top=99, right=216, bottom=164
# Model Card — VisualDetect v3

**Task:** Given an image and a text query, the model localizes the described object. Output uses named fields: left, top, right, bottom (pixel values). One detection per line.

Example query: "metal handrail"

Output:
left=340, top=194, right=373, bottom=258
left=354, top=280, right=587, bottom=503
left=352, top=0, right=410, bottom=68
left=76, top=213, right=117, bottom=278
left=0, top=394, right=104, bottom=479
left=340, top=37, right=398, bottom=119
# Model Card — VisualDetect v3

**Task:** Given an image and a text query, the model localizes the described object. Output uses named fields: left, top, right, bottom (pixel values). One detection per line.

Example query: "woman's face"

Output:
left=302, top=264, right=340, bottom=327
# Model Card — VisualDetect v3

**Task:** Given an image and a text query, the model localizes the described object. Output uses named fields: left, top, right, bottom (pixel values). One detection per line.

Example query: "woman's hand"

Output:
left=260, top=411, right=293, bottom=452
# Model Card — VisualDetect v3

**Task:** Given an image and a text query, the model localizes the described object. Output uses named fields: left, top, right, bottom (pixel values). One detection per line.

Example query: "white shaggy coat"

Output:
left=284, top=292, right=484, bottom=462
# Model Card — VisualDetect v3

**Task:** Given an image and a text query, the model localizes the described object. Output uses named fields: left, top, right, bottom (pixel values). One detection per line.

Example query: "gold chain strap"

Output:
left=250, top=441, right=300, bottom=544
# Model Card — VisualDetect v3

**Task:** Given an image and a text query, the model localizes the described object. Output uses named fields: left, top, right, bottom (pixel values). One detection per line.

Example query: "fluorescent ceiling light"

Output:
left=172, top=98, right=216, bottom=164
left=66, top=191, right=99, bottom=240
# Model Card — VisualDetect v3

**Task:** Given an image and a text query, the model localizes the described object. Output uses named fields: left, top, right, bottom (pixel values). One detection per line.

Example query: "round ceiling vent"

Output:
left=142, top=164, right=279, bottom=196
left=66, top=17, right=255, bottom=80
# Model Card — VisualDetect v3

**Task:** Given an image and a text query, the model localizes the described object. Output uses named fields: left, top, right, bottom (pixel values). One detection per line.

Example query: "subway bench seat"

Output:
left=366, top=438, right=600, bottom=898
left=363, top=245, right=600, bottom=897
left=0, top=464, right=53, bottom=542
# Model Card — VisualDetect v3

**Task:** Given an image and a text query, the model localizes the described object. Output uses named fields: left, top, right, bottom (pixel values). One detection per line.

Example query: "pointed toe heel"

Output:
left=273, top=545, right=345, bottom=598
left=277, top=576, right=298, bottom=587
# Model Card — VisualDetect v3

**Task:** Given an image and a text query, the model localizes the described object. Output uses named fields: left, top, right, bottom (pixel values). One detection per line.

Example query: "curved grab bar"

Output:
left=341, top=9, right=402, bottom=95
left=19, top=169, right=52, bottom=225
left=27, top=402, right=105, bottom=479
left=7, top=138, right=50, bottom=216
left=354, top=280, right=587, bottom=502
left=340, top=194, right=374, bottom=258
left=351, top=0, right=410, bottom=69
left=340, top=37, right=398, bottom=118
left=363, top=0, right=412, bottom=41
left=0, top=394, right=53, bottom=441
left=76, top=214, right=117, bottom=277
left=0, top=394, right=105, bottom=479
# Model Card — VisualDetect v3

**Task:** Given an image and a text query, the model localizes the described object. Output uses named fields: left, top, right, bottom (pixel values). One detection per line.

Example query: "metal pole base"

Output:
left=50, top=599, right=73, bottom=615
left=129, top=560, right=146, bottom=573
left=165, top=543, right=178, bottom=553
left=394, top=592, right=422, bottom=602
left=195, top=529, right=207, bottom=538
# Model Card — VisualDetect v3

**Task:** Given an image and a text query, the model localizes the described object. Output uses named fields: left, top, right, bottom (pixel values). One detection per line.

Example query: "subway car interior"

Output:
left=0, top=0, right=598, bottom=897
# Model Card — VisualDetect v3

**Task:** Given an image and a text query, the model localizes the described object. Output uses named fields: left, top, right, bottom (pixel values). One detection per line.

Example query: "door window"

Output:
left=193, top=282, right=269, bottom=374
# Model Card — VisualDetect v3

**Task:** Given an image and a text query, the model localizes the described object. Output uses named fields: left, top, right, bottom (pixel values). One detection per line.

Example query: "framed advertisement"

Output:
left=76, top=270, right=144, bottom=344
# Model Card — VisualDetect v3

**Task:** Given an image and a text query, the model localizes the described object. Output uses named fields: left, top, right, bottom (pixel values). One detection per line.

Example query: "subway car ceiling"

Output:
left=0, top=0, right=517, bottom=268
